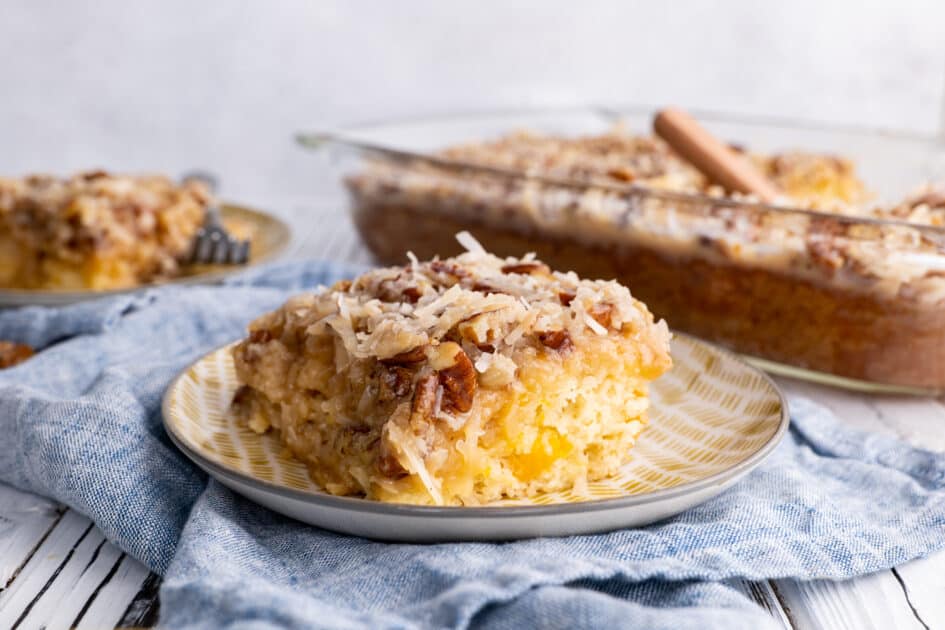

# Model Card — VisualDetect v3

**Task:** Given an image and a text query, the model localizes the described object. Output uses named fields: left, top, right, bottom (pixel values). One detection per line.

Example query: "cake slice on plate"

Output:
left=231, top=232, right=672, bottom=506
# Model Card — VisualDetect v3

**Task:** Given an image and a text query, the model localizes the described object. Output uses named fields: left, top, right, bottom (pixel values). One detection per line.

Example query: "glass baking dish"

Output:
left=300, top=108, right=945, bottom=393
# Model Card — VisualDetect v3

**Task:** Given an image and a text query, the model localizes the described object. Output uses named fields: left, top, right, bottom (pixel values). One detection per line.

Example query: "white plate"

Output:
left=163, top=334, right=788, bottom=541
left=0, top=204, right=290, bottom=307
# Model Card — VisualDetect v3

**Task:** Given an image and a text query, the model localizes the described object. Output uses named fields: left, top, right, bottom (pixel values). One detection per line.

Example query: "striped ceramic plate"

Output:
left=163, top=334, right=788, bottom=541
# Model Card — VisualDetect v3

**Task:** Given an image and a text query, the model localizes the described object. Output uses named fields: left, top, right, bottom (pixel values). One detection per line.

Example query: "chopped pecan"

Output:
left=0, top=341, right=33, bottom=369
left=377, top=365, right=414, bottom=402
left=808, top=240, right=845, bottom=271
left=476, top=343, right=496, bottom=353
left=500, top=261, right=551, bottom=275
left=589, top=303, right=615, bottom=329
left=538, top=330, right=573, bottom=353
left=430, top=260, right=469, bottom=280
left=380, top=346, right=427, bottom=366
left=411, top=373, right=439, bottom=417
left=249, top=329, right=273, bottom=344
left=606, top=166, right=636, bottom=182
left=231, top=384, right=253, bottom=407
left=558, top=291, right=576, bottom=306
left=472, top=281, right=508, bottom=295
left=438, top=348, right=477, bottom=413
left=333, top=279, right=353, bottom=292
left=377, top=441, right=408, bottom=478
left=377, top=277, right=421, bottom=304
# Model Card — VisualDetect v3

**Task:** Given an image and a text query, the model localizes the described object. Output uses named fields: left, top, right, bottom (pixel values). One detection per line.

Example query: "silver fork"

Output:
left=181, top=171, right=251, bottom=265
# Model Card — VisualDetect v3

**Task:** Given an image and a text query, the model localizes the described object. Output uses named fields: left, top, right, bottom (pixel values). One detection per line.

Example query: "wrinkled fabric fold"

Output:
left=0, top=260, right=942, bottom=629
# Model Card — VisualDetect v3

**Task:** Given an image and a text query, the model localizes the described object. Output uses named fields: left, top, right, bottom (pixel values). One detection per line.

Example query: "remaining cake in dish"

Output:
left=345, top=128, right=945, bottom=389
left=231, top=232, right=672, bottom=506
left=0, top=171, right=210, bottom=290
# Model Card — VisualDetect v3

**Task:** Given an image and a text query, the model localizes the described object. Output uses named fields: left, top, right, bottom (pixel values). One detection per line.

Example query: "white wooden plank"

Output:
left=773, top=376, right=896, bottom=436
left=773, top=571, right=926, bottom=630
left=0, top=509, right=93, bottom=629
left=76, top=554, right=151, bottom=630
left=730, top=580, right=793, bottom=629
left=894, top=552, right=945, bottom=630
left=866, top=397, right=945, bottom=453
left=0, top=484, right=61, bottom=588
left=17, top=525, right=112, bottom=630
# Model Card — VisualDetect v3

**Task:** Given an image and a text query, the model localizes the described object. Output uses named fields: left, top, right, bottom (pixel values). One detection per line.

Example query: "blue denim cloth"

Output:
left=1, top=260, right=944, bottom=630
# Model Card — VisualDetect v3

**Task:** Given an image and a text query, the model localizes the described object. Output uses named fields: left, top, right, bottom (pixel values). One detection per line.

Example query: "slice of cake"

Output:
left=0, top=171, right=209, bottom=290
left=231, top=232, right=672, bottom=505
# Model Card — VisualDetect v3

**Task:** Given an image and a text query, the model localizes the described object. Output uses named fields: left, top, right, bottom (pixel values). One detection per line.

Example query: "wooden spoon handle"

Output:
left=653, top=108, right=781, bottom=203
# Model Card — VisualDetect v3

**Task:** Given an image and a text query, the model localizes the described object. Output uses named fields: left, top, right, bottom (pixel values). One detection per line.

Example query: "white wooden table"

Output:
left=1, top=200, right=944, bottom=629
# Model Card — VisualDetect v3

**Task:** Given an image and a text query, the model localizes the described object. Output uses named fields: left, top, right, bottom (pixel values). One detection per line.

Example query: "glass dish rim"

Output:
left=297, top=105, right=945, bottom=238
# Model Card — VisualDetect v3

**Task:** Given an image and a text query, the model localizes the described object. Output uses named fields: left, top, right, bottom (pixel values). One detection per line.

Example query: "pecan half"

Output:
left=500, top=261, right=551, bottom=275
left=438, top=348, right=477, bottom=413
left=538, top=330, right=573, bottom=353
left=381, top=346, right=427, bottom=366
left=377, top=365, right=414, bottom=402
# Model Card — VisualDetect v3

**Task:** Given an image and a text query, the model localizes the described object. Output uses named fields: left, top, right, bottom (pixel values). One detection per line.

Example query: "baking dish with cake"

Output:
left=301, top=107, right=945, bottom=392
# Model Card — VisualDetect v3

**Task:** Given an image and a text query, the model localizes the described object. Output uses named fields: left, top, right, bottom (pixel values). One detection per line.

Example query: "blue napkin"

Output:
left=1, top=260, right=943, bottom=630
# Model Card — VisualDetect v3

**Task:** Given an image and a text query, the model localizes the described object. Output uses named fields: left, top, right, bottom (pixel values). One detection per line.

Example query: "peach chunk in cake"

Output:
left=231, top=232, right=672, bottom=505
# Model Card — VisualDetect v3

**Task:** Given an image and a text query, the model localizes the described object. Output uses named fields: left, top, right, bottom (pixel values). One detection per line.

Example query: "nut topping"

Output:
left=437, top=347, right=477, bottom=413
left=0, top=341, right=33, bottom=369
left=537, top=330, right=573, bottom=353
left=501, top=261, right=551, bottom=275
left=249, top=329, right=273, bottom=344
left=380, top=346, right=427, bottom=366
left=411, top=373, right=439, bottom=418
left=589, top=303, right=615, bottom=329
left=377, top=440, right=408, bottom=478
left=377, top=365, right=414, bottom=402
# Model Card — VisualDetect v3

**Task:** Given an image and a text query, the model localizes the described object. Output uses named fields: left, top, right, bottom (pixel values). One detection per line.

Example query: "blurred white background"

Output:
left=2, top=0, right=944, bottom=201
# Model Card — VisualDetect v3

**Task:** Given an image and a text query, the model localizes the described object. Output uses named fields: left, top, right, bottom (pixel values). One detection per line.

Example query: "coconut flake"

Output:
left=455, top=230, right=486, bottom=255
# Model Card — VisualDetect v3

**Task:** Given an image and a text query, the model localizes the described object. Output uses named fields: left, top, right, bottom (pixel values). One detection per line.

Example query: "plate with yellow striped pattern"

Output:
left=162, top=334, right=788, bottom=541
